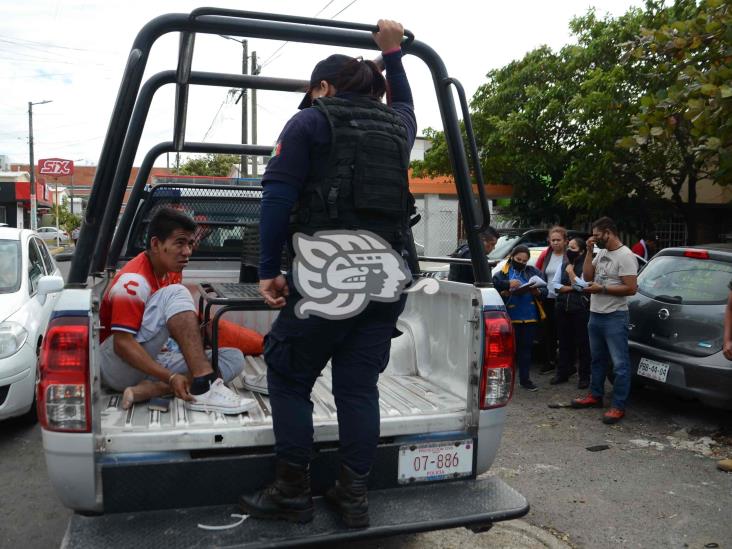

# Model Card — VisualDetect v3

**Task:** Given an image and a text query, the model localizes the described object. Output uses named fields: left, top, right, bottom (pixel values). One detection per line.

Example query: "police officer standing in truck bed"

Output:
left=239, top=19, right=416, bottom=528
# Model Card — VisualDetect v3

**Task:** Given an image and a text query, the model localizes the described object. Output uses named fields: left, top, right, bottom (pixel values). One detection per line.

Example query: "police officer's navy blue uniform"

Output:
left=240, top=41, right=416, bottom=527
left=449, top=243, right=474, bottom=283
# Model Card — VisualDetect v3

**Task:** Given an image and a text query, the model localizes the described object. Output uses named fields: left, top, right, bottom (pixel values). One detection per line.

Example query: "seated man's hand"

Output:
left=260, top=275, right=289, bottom=308
left=170, top=373, right=194, bottom=401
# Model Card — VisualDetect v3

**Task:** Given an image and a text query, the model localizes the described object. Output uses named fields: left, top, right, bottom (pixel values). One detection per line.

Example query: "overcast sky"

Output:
left=0, top=0, right=644, bottom=168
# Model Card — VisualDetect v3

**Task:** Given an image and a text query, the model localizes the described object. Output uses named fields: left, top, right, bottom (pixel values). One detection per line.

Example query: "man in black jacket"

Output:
left=448, top=226, right=499, bottom=284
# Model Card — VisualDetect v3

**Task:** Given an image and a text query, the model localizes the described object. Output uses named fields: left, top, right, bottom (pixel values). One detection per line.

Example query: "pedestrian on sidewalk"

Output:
left=493, top=245, right=547, bottom=392
left=571, top=217, right=637, bottom=424
left=717, top=281, right=732, bottom=472
left=551, top=237, right=591, bottom=388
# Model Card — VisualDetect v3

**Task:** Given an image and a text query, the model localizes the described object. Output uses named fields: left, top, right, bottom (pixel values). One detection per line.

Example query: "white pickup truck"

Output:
left=38, top=9, right=528, bottom=547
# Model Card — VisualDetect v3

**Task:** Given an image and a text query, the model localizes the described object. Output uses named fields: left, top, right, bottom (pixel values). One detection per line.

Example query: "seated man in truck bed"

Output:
left=99, top=207, right=256, bottom=414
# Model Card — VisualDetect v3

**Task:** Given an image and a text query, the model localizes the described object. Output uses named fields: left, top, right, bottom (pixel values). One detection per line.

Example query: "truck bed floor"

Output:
left=98, top=358, right=468, bottom=453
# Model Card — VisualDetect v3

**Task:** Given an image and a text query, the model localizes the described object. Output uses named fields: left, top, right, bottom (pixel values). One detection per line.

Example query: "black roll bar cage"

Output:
left=69, top=9, right=492, bottom=286
left=94, top=69, right=307, bottom=274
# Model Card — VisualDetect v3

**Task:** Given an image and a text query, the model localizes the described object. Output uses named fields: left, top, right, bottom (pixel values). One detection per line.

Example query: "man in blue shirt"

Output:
left=240, top=19, right=416, bottom=528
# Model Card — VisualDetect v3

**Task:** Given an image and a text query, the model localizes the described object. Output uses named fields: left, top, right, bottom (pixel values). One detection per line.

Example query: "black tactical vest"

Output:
left=290, top=96, right=412, bottom=250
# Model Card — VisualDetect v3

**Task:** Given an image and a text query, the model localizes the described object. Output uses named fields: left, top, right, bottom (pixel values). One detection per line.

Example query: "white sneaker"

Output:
left=242, top=373, right=269, bottom=395
left=186, top=378, right=258, bottom=414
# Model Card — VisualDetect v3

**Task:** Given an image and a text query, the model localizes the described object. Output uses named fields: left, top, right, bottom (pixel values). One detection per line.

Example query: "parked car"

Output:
left=0, top=227, right=63, bottom=422
left=487, top=228, right=589, bottom=262
left=628, top=244, right=732, bottom=409
left=37, top=226, right=70, bottom=244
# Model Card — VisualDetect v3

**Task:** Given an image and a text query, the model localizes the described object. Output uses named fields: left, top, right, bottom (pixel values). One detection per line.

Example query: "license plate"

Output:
left=397, top=439, right=473, bottom=484
left=637, top=357, right=670, bottom=382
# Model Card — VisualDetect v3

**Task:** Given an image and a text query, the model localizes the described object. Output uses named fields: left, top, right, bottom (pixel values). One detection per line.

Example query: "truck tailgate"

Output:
left=63, top=477, right=528, bottom=548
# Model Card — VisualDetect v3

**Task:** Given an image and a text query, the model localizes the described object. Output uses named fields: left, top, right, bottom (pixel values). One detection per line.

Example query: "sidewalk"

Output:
left=49, top=244, right=73, bottom=256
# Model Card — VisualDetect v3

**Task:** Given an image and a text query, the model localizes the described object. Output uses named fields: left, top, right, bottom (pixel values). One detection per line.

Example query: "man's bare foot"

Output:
left=120, top=380, right=170, bottom=410
left=121, top=387, right=136, bottom=410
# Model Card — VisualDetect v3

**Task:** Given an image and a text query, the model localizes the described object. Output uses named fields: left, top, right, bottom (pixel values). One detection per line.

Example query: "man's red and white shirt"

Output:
left=100, top=252, right=181, bottom=342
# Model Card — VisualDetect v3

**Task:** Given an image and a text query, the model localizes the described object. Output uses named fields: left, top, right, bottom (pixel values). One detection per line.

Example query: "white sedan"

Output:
left=0, top=228, right=63, bottom=422
left=37, top=226, right=70, bottom=244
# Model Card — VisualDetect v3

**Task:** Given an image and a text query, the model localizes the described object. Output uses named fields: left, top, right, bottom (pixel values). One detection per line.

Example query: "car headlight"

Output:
left=0, top=321, right=28, bottom=359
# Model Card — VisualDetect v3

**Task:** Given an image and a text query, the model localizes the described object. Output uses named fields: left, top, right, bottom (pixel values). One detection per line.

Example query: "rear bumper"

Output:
left=0, top=344, right=36, bottom=420
left=63, top=476, right=528, bottom=549
left=629, top=341, right=732, bottom=408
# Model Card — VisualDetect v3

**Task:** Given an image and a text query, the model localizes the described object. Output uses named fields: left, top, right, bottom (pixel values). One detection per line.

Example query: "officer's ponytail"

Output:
left=334, top=57, right=387, bottom=100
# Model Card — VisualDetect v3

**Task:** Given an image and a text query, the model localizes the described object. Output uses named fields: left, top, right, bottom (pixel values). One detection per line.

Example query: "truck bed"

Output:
left=96, top=279, right=477, bottom=454
left=98, top=358, right=468, bottom=454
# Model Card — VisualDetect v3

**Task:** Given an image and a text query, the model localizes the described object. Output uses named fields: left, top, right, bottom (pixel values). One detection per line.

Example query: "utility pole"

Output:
left=251, top=51, right=259, bottom=176
left=241, top=40, right=249, bottom=177
left=54, top=178, right=60, bottom=248
left=28, top=99, right=52, bottom=231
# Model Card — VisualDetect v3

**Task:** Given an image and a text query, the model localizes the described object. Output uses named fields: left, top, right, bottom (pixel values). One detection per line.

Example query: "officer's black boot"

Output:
left=325, top=463, right=370, bottom=528
left=239, top=459, right=314, bottom=523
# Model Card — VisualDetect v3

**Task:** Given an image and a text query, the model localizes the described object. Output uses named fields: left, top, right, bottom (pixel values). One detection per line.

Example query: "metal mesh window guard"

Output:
left=124, top=184, right=266, bottom=262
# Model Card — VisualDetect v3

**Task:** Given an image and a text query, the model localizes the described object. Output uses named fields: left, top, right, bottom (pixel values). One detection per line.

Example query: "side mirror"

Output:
left=37, top=275, right=64, bottom=305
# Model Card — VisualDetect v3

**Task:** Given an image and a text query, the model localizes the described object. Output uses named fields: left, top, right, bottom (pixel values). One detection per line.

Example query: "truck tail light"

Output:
left=37, top=316, right=91, bottom=432
left=480, top=311, right=515, bottom=409
left=683, top=249, right=709, bottom=260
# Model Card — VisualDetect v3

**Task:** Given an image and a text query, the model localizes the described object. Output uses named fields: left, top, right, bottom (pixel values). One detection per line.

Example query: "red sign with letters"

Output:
left=38, top=158, right=74, bottom=176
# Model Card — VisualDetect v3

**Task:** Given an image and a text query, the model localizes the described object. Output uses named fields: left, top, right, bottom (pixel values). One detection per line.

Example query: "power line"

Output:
left=201, top=95, right=230, bottom=142
left=260, top=0, right=353, bottom=69
left=0, top=36, right=109, bottom=53
left=330, top=0, right=359, bottom=19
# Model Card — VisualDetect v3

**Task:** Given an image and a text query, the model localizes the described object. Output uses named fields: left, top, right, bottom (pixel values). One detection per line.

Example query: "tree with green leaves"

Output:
left=619, top=0, right=730, bottom=244
left=414, top=1, right=711, bottom=237
left=48, top=202, right=81, bottom=234
left=178, top=154, right=241, bottom=177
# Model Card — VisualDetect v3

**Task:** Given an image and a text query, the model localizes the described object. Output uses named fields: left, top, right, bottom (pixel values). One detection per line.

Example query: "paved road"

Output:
left=492, top=375, right=732, bottom=548
left=3, top=368, right=730, bottom=548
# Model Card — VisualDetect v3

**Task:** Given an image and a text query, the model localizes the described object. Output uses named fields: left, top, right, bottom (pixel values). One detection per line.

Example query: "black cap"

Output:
left=298, top=54, right=354, bottom=110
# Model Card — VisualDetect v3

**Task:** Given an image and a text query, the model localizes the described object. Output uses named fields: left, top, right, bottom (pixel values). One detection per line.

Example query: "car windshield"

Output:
left=0, top=240, right=21, bottom=294
left=637, top=255, right=732, bottom=304
left=488, top=235, right=521, bottom=260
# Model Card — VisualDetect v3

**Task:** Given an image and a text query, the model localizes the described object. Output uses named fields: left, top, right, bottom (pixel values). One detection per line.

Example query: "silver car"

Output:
left=628, top=244, right=732, bottom=409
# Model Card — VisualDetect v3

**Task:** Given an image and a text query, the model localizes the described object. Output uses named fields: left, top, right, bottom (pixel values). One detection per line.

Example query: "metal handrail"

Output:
left=188, top=7, right=415, bottom=46
left=92, top=69, right=307, bottom=274
left=444, top=77, right=490, bottom=233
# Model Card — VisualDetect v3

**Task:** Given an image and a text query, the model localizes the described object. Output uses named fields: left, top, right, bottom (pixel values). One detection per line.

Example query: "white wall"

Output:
left=412, top=194, right=460, bottom=256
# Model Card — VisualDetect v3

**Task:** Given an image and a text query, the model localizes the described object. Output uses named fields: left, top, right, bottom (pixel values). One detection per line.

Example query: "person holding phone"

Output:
left=571, top=217, right=637, bottom=424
